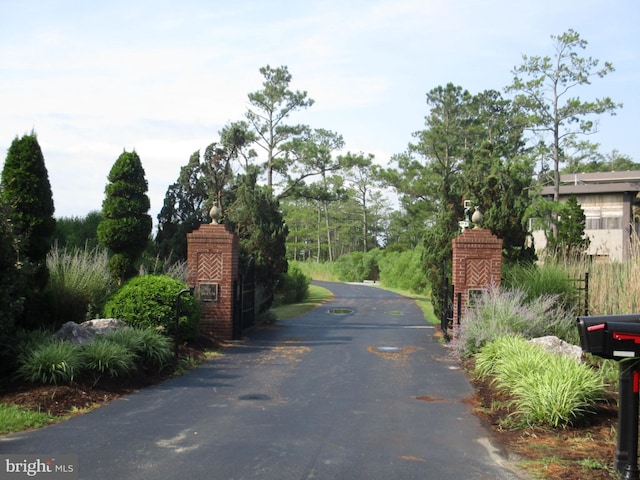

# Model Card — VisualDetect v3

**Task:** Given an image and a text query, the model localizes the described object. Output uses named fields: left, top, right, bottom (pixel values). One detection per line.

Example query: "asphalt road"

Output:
left=1, top=281, right=526, bottom=479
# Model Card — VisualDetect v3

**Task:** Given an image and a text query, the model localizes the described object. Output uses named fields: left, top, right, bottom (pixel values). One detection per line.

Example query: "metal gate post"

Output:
left=620, top=360, right=640, bottom=480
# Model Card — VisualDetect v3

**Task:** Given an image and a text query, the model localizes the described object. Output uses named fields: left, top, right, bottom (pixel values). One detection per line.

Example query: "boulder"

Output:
left=53, top=319, right=127, bottom=344
left=52, top=321, right=93, bottom=344
left=81, top=318, right=127, bottom=336
left=529, top=335, right=583, bottom=362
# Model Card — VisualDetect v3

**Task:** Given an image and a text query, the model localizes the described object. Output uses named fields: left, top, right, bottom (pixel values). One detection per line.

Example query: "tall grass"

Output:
left=291, top=260, right=340, bottom=282
left=46, top=243, right=115, bottom=324
left=545, top=237, right=640, bottom=315
left=475, top=336, right=605, bottom=428
left=588, top=251, right=640, bottom=315
left=502, top=263, right=577, bottom=309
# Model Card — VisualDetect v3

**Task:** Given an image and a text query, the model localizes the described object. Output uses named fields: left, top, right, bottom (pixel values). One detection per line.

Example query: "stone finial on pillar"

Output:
left=471, top=207, right=483, bottom=229
left=209, top=204, right=221, bottom=225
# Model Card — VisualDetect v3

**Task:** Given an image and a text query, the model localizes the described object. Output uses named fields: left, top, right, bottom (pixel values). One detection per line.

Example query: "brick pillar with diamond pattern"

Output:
left=187, top=224, right=239, bottom=340
left=452, top=228, right=502, bottom=324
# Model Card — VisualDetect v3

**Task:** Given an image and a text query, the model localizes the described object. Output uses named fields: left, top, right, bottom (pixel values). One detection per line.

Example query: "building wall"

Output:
left=531, top=192, right=629, bottom=261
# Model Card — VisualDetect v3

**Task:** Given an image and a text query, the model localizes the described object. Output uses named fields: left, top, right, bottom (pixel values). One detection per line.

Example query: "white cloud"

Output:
left=0, top=0, right=638, bottom=224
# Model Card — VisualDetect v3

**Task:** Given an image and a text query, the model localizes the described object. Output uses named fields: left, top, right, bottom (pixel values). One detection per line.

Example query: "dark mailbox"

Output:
left=577, top=314, right=640, bottom=360
left=577, top=314, right=640, bottom=479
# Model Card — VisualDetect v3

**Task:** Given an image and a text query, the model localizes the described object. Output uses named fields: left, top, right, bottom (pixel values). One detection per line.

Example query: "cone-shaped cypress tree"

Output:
left=97, top=150, right=152, bottom=284
left=0, top=132, right=56, bottom=290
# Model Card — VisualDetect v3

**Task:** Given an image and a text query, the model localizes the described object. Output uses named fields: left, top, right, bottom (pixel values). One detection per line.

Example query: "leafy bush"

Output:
left=45, top=244, right=115, bottom=326
left=103, top=275, right=199, bottom=341
left=81, top=338, right=137, bottom=379
left=17, top=339, right=83, bottom=385
left=276, top=263, right=310, bottom=305
left=334, top=250, right=381, bottom=282
left=457, top=286, right=578, bottom=358
left=475, top=336, right=605, bottom=427
left=378, top=247, right=428, bottom=293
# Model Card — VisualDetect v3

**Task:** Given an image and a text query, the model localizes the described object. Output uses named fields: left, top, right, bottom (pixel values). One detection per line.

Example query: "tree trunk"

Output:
left=324, top=200, right=333, bottom=262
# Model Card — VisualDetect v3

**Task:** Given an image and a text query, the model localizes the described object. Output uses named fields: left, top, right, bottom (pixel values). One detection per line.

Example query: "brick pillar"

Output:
left=452, top=228, right=502, bottom=321
left=186, top=223, right=239, bottom=340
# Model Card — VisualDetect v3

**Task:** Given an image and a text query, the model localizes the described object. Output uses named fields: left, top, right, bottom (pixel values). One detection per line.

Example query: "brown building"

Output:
left=532, top=171, right=640, bottom=261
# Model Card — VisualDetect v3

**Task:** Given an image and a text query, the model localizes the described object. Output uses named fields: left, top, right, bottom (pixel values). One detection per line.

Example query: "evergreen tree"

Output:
left=156, top=151, right=208, bottom=264
left=0, top=196, right=25, bottom=341
left=508, top=29, right=621, bottom=238
left=97, top=150, right=152, bottom=283
left=527, top=195, right=589, bottom=255
left=0, top=132, right=56, bottom=290
left=246, top=65, right=314, bottom=189
left=54, top=211, right=102, bottom=251
left=226, top=171, right=288, bottom=313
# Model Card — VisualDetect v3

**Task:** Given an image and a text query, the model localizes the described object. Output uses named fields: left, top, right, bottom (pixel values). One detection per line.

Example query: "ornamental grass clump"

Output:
left=46, top=244, right=115, bottom=324
left=81, top=338, right=137, bottom=379
left=103, top=327, right=172, bottom=369
left=475, top=336, right=605, bottom=428
left=457, top=286, right=578, bottom=358
left=17, top=339, right=83, bottom=385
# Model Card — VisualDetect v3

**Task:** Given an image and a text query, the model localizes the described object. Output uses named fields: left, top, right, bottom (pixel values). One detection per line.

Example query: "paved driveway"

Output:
left=1, top=281, right=525, bottom=479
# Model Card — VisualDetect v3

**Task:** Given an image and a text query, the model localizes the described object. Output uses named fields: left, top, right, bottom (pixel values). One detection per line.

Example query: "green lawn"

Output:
left=0, top=403, right=62, bottom=435
left=271, top=284, right=333, bottom=320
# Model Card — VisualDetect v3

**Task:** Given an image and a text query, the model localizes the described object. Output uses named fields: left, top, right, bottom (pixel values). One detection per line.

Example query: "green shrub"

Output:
left=378, top=247, right=428, bottom=293
left=457, top=286, right=578, bottom=358
left=334, top=250, right=381, bottom=282
left=475, top=336, right=605, bottom=427
left=17, top=339, right=82, bottom=385
left=45, top=244, right=115, bottom=326
left=81, top=338, right=137, bottom=379
left=104, top=327, right=172, bottom=369
left=276, top=263, right=310, bottom=305
left=103, top=275, right=199, bottom=341
left=334, top=251, right=366, bottom=282
left=290, top=260, right=339, bottom=282
left=502, top=263, right=578, bottom=310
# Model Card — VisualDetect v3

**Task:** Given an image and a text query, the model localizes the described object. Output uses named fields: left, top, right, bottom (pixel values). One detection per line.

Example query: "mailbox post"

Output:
left=577, top=314, right=640, bottom=480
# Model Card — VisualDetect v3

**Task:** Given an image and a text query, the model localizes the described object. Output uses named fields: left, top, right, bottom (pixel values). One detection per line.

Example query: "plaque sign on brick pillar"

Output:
left=186, top=222, right=239, bottom=341
left=451, top=219, right=502, bottom=325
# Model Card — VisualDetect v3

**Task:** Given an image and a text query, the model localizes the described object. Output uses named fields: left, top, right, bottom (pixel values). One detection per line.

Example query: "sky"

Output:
left=1, top=0, right=638, bottom=227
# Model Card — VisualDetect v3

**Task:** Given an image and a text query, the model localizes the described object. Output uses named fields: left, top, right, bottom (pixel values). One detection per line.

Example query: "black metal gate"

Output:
left=441, top=260, right=456, bottom=339
left=233, top=257, right=256, bottom=340
left=573, top=272, right=590, bottom=316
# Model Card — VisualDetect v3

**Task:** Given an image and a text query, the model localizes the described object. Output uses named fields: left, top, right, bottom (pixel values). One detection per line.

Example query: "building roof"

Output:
left=540, top=170, right=640, bottom=196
